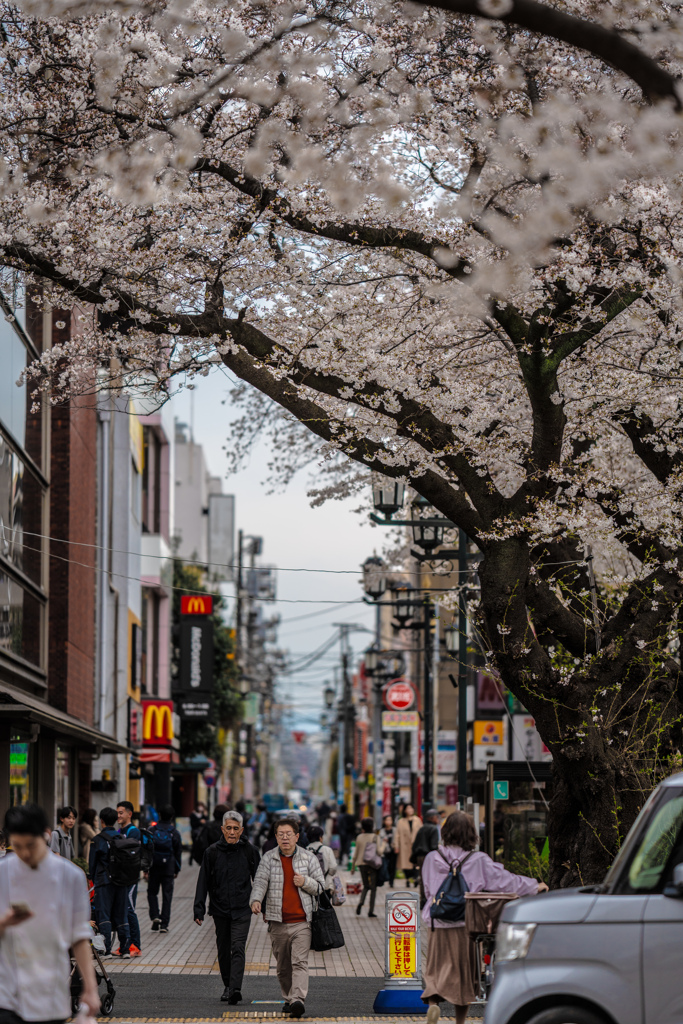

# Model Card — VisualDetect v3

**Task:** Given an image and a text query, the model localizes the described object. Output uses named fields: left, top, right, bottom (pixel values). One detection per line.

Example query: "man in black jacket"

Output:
left=410, top=808, right=441, bottom=908
left=194, top=810, right=260, bottom=1004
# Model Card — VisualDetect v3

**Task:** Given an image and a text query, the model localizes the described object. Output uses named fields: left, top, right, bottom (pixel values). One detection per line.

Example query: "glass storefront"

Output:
left=55, top=746, right=72, bottom=810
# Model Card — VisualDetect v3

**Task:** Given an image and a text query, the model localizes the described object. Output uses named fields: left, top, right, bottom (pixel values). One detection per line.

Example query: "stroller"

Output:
left=70, top=930, right=116, bottom=1016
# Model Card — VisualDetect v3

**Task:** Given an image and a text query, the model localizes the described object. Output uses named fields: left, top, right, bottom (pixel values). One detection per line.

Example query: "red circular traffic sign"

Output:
left=384, top=680, right=415, bottom=711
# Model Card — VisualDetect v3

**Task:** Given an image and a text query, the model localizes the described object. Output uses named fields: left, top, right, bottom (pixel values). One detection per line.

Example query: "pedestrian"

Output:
left=49, top=805, right=77, bottom=860
left=79, top=808, right=99, bottom=863
left=352, top=818, right=385, bottom=918
left=190, top=802, right=208, bottom=839
left=306, top=826, right=337, bottom=895
left=194, top=811, right=260, bottom=1005
left=249, top=816, right=325, bottom=1019
left=410, top=808, right=441, bottom=907
left=379, top=815, right=397, bottom=888
left=0, top=803, right=100, bottom=1023
left=394, top=804, right=421, bottom=887
left=315, top=801, right=331, bottom=829
left=116, top=800, right=142, bottom=957
left=191, top=803, right=230, bottom=865
left=336, top=804, right=357, bottom=866
left=247, top=802, right=268, bottom=842
left=148, top=804, right=182, bottom=933
left=421, top=811, right=548, bottom=1024
left=89, top=806, right=131, bottom=957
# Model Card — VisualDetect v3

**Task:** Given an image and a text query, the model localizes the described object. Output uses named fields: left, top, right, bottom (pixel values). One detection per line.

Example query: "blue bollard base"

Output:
left=373, top=988, right=428, bottom=1014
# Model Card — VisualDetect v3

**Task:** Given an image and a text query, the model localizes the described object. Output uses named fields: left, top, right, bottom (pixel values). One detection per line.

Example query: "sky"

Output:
left=167, top=367, right=378, bottom=731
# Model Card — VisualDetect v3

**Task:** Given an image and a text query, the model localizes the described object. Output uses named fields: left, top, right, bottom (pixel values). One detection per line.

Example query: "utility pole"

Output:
left=423, top=596, right=434, bottom=811
left=458, top=529, right=469, bottom=801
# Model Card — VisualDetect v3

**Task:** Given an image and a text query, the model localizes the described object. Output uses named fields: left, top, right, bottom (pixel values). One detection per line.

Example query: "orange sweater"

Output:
left=281, top=852, right=306, bottom=922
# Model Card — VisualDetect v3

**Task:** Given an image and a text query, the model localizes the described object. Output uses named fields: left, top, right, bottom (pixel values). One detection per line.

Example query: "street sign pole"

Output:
left=374, top=890, right=426, bottom=1014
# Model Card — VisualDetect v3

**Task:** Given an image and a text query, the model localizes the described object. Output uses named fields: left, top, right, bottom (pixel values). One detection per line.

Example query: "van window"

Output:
left=628, top=795, right=683, bottom=891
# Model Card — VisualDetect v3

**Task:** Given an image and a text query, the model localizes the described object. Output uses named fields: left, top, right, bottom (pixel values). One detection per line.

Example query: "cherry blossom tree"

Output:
left=3, top=0, right=683, bottom=883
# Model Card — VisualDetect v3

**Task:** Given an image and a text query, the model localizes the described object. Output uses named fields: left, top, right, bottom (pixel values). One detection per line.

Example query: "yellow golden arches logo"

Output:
left=143, top=703, right=174, bottom=743
left=181, top=595, right=213, bottom=615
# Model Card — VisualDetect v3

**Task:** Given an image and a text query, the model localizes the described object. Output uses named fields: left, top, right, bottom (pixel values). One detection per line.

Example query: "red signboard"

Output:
left=142, top=699, right=174, bottom=746
left=384, top=680, right=415, bottom=711
left=181, top=595, right=213, bottom=615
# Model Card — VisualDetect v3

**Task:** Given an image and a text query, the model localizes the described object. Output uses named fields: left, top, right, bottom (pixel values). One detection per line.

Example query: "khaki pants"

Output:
left=268, top=920, right=312, bottom=1002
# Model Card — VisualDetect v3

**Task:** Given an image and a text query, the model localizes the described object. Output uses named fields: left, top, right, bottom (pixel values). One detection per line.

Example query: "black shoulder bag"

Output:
left=310, top=883, right=345, bottom=951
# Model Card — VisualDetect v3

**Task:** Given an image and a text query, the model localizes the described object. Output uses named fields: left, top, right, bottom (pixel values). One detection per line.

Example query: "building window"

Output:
left=0, top=570, right=43, bottom=668
left=0, top=435, right=44, bottom=586
left=142, top=426, right=162, bottom=535
left=55, top=746, right=72, bottom=810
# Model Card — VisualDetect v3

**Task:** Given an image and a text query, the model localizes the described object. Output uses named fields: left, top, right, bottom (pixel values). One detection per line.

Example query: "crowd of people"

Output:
left=0, top=799, right=547, bottom=1024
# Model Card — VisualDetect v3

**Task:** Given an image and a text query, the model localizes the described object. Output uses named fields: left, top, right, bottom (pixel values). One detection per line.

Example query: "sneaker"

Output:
left=368, top=913, right=378, bottom=918
left=151, top=919, right=161, bottom=931
left=290, top=1000, right=305, bottom=1019
left=112, top=949, right=130, bottom=958
left=427, top=1005, right=440, bottom=1024
left=129, top=944, right=142, bottom=957
left=159, top=926, right=169, bottom=933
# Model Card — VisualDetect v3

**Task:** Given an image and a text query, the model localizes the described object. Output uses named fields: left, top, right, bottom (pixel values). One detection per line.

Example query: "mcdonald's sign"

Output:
left=142, top=700, right=174, bottom=746
left=181, top=595, right=213, bottom=616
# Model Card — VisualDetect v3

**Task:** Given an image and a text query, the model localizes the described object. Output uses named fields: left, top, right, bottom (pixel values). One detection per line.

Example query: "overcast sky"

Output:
left=168, top=367, right=378, bottom=731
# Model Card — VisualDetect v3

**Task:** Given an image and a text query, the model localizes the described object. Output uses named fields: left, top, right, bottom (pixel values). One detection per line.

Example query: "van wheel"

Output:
left=526, top=1007, right=605, bottom=1024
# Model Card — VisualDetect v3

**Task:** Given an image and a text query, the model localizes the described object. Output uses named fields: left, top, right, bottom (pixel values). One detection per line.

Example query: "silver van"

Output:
left=486, top=772, right=683, bottom=1024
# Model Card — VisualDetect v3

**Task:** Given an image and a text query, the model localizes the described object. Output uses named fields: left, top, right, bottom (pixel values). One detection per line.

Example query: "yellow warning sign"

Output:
left=389, top=934, right=416, bottom=977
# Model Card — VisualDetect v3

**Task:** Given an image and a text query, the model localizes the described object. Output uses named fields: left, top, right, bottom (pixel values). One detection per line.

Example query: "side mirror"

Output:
left=663, top=863, right=683, bottom=899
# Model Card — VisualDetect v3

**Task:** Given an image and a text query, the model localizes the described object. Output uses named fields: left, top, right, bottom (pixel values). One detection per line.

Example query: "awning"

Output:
left=139, top=748, right=180, bottom=764
left=0, top=680, right=130, bottom=754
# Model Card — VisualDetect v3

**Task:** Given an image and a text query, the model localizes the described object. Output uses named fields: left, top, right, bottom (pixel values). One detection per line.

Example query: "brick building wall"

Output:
left=47, top=311, right=97, bottom=725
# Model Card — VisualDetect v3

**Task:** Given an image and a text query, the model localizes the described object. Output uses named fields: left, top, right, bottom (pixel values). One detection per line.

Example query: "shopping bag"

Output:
left=464, top=892, right=519, bottom=937
left=331, top=874, right=346, bottom=906
left=311, top=885, right=345, bottom=951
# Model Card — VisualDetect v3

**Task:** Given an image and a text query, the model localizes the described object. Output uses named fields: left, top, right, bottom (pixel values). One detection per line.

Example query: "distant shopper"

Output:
left=117, top=800, right=142, bottom=957
left=411, top=809, right=441, bottom=907
left=190, top=802, right=208, bottom=838
left=148, top=804, right=182, bottom=932
left=194, top=811, right=260, bottom=1004
left=394, top=804, right=421, bottom=887
left=79, top=808, right=99, bottom=863
left=49, top=804, right=77, bottom=860
left=89, top=806, right=131, bottom=956
left=379, top=815, right=397, bottom=888
left=306, top=826, right=337, bottom=894
left=421, top=811, right=547, bottom=1024
left=336, top=804, right=357, bottom=866
left=353, top=818, right=385, bottom=918
left=250, top=816, right=325, bottom=1019
left=0, top=803, right=100, bottom=1022
left=191, top=803, right=230, bottom=865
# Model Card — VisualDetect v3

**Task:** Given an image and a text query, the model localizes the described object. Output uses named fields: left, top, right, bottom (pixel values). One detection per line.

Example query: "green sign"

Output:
left=493, top=780, right=509, bottom=800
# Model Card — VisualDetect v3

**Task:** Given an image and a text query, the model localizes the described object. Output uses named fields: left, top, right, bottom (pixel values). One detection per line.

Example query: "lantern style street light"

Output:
left=392, top=583, right=418, bottom=628
left=364, top=647, right=380, bottom=675
left=444, top=623, right=460, bottom=656
left=362, top=556, right=387, bottom=602
left=411, top=495, right=447, bottom=553
left=324, top=684, right=336, bottom=708
left=320, top=712, right=330, bottom=728
left=372, top=478, right=406, bottom=518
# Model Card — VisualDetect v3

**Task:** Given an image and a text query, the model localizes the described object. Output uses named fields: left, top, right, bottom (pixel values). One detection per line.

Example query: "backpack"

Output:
left=138, top=827, right=155, bottom=873
left=429, top=849, right=475, bottom=928
left=106, top=833, right=142, bottom=887
left=309, top=843, right=326, bottom=877
left=362, top=837, right=382, bottom=870
left=152, top=824, right=175, bottom=867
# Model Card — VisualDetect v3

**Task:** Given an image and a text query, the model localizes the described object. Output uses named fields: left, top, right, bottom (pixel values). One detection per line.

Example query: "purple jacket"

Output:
left=421, top=845, right=538, bottom=928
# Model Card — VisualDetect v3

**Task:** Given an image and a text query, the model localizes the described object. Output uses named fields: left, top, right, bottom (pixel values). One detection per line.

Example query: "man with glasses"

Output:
left=194, top=810, right=260, bottom=1005
left=250, top=817, right=325, bottom=1019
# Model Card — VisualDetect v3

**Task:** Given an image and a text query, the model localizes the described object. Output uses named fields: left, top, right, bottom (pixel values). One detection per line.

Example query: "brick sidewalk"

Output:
left=106, top=861, right=403, bottom=978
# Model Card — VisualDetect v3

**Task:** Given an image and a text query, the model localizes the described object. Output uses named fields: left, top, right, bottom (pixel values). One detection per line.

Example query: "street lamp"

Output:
left=392, top=583, right=418, bottom=628
left=444, top=623, right=460, bottom=656
left=320, top=712, right=330, bottom=728
left=363, top=556, right=387, bottom=601
left=372, top=478, right=406, bottom=518
left=324, top=684, right=336, bottom=708
left=411, top=495, right=447, bottom=553
left=365, top=648, right=380, bottom=675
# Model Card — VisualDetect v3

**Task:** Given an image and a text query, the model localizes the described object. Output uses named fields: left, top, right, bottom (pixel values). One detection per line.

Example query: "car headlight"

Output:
left=496, top=922, right=537, bottom=962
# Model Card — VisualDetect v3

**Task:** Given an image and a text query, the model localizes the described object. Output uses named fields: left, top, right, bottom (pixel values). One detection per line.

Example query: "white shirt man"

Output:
left=0, top=803, right=98, bottom=1023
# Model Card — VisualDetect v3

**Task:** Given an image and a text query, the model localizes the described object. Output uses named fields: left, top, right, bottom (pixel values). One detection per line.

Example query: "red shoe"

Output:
left=111, top=949, right=130, bottom=958
left=129, top=944, right=142, bottom=957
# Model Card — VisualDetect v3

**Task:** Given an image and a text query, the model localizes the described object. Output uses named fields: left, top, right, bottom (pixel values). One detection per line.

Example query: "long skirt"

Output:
left=421, top=925, right=478, bottom=1005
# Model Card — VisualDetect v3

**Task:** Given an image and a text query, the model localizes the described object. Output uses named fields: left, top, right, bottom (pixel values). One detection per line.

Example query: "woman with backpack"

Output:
left=306, top=826, right=337, bottom=894
left=352, top=818, right=385, bottom=918
left=421, top=811, right=547, bottom=1024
